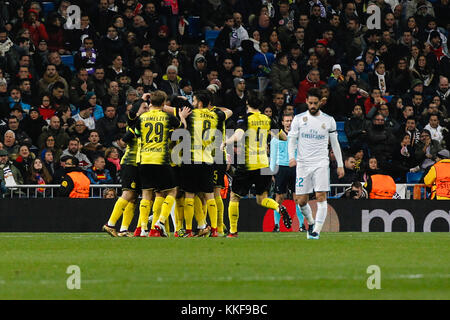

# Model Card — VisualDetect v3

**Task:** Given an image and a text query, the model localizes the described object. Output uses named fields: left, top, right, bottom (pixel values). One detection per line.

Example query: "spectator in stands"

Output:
left=40, top=134, right=62, bottom=165
left=48, top=52, right=73, bottom=84
left=0, top=148, right=23, bottom=194
left=391, top=133, right=420, bottom=182
left=14, top=144, right=35, bottom=180
left=22, top=107, right=47, bottom=146
left=105, top=54, right=129, bottom=83
left=56, top=105, right=75, bottom=133
left=191, top=54, right=209, bottom=91
left=160, top=65, right=181, bottom=96
left=2, top=130, right=20, bottom=159
left=82, top=130, right=106, bottom=163
left=22, top=9, right=48, bottom=48
left=25, top=158, right=52, bottom=196
left=45, top=13, right=67, bottom=55
left=74, top=37, right=98, bottom=76
left=390, top=58, right=413, bottom=96
left=85, top=92, right=104, bottom=122
left=91, top=67, right=108, bottom=105
left=9, top=87, right=30, bottom=114
left=38, top=64, right=69, bottom=98
left=69, top=68, right=94, bottom=108
left=105, top=146, right=121, bottom=183
left=96, top=106, right=119, bottom=147
left=367, top=113, right=396, bottom=168
left=42, top=149, right=56, bottom=180
left=61, top=137, right=91, bottom=171
left=403, top=116, right=421, bottom=147
left=424, top=114, right=445, bottom=144
left=294, top=68, right=325, bottom=105
left=364, top=88, right=388, bottom=118
left=6, top=115, right=31, bottom=146
left=415, top=129, right=443, bottom=171
left=225, top=77, right=248, bottom=123
left=70, top=120, right=90, bottom=145
left=103, top=187, right=117, bottom=199
left=38, top=115, right=69, bottom=151
left=368, top=61, right=392, bottom=96
left=435, top=76, right=450, bottom=108
left=331, top=155, right=360, bottom=184
left=72, top=105, right=95, bottom=131
left=252, top=41, right=275, bottom=96
left=340, top=181, right=368, bottom=199
left=345, top=104, right=369, bottom=150
left=86, top=154, right=113, bottom=185
left=102, top=81, right=125, bottom=110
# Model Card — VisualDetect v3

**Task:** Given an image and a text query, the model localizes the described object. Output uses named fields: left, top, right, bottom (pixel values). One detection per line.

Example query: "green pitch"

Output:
left=0, top=232, right=449, bottom=300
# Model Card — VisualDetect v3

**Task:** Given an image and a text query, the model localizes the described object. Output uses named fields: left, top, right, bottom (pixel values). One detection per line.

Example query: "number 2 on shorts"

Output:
left=296, top=177, right=304, bottom=187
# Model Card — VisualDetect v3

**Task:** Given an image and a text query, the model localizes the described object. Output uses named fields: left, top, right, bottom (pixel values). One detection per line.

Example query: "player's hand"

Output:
left=179, top=106, right=192, bottom=119
left=142, top=93, right=151, bottom=102
left=289, top=158, right=296, bottom=167
left=337, top=167, right=345, bottom=179
left=220, top=141, right=226, bottom=152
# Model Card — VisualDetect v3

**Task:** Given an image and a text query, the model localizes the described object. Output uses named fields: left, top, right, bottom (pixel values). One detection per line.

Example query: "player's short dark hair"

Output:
left=193, top=90, right=211, bottom=107
left=247, top=90, right=262, bottom=109
left=307, top=88, right=321, bottom=100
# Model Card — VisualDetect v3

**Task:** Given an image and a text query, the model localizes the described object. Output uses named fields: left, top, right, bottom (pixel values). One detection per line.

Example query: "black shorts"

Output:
left=120, top=164, right=141, bottom=191
left=231, top=168, right=272, bottom=197
left=213, top=164, right=227, bottom=188
left=274, top=166, right=296, bottom=195
left=139, top=164, right=176, bottom=191
left=172, top=165, right=182, bottom=186
left=179, top=164, right=214, bottom=194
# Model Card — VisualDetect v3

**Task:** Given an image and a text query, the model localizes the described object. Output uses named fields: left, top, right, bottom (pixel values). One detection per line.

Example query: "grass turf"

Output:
left=0, top=232, right=449, bottom=300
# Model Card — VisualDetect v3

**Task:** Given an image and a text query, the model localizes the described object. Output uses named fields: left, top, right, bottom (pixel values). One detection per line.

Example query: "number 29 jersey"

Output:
left=138, top=109, right=182, bottom=165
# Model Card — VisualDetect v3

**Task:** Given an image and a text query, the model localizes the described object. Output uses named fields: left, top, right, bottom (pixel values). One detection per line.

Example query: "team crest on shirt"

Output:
left=322, top=123, right=326, bottom=129
left=131, top=182, right=136, bottom=189
left=303, top=117, right=308, bottom=122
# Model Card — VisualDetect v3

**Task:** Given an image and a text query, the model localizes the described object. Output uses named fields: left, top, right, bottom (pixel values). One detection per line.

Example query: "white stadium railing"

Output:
left=1, top=184, right=423, bottom=199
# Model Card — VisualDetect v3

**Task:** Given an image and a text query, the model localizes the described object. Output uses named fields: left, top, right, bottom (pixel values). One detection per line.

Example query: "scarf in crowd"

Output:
left=375, top=70, right=386, bottom=94
left=43, top=72, right=59, bottom=85
left=2, top=165, right=18, bottom=188
left=80, top=47, right=97, bottom=75
left=108, top=158, right=121, bottom=172
left=36, top=173, right=46, bottom=193
left=163, top=0, right=179, bottom=14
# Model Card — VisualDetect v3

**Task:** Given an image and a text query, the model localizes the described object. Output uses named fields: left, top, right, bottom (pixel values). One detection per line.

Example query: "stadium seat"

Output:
left=406, top=171, right=423, bottom=183
left=42, top=2, right=55, bottom=16
left=205, top=30, right=220, bottom=48
left=61, top=55, right=76, bottom=72
left=336, top=121, right=349, bottom=149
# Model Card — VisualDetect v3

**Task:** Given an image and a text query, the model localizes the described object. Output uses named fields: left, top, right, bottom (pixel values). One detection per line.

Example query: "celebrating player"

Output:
left=223, top=90, right=291, bottom=238
left=288, top=88, right=344, bottom=240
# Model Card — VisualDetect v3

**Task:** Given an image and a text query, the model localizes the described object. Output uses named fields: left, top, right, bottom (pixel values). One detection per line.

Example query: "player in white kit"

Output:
left=288, top=88, right=344, bottom=239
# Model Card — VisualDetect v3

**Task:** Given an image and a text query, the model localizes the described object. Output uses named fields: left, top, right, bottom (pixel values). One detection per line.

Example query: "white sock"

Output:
left=107, top=220, right=115, bottom=227
left=300, top=203, right=314, bottom=225
left=313, top=201, right=327, bottom=234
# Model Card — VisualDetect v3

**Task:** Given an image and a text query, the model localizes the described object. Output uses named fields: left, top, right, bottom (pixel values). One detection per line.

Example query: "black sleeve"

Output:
left=122, top=126, right=137, bottom=144
left=57, top=175, right=74, bottom=197
left=169, top=114, right=182, bottom=129
left=236, top=116, right=247, bottom=131
left=270, top=118, right=280, bottom=130
left=128, top=99, right=145, bottom=123
left=215, top=109, right=226, bottom=122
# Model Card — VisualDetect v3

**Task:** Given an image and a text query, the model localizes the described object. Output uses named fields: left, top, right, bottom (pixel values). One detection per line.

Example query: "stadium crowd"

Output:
left=1, top=0, right=450, bottom=197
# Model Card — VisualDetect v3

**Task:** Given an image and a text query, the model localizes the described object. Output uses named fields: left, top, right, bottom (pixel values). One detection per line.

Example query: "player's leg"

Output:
left=214, top=187, right=225, bottom=235
left=118, top=191, right=137, bottom=236
left=227, top=192, right=241, bottom=237
left=308, top=166, right=330, bottom=239
left=273, top=193, right=284, bottom=231
left=295, top=165, right=315, bottom=231
left=204, top=192, right=218, bottom=237
left=288, top=165, right=305, bottom=232
left=183, top=192, right=195, bottom=237
left=174, top=189, right=185, bottom=236
left=139, top=189, right=154, bottom=236
left=103, top=188, right=135, bottom=237
left=151, top=191, right=164, bottom=230
left=153, top=188, right=177, bottom=237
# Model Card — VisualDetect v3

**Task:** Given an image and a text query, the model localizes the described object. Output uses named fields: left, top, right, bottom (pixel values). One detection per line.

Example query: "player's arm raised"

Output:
left=217, top=107, right=233, bottom=120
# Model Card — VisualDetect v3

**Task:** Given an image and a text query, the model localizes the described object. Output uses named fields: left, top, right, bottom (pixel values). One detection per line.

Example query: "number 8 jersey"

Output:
left=137, top=109, right=182, bottom=165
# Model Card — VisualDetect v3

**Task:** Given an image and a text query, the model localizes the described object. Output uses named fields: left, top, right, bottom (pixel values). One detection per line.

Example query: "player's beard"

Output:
left=308, top=107, right=319, bottom=115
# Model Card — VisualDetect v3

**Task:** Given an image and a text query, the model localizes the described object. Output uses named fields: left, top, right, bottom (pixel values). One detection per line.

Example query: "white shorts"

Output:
left=295, top=165, right=330, bottom=195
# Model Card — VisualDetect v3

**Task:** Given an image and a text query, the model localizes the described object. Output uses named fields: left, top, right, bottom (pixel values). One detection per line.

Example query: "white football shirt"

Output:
left=288, top=110, right=337, bottom=168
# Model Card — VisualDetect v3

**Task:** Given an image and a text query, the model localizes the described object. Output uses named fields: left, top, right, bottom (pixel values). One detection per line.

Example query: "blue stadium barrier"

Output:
left=42, top=2, right=55, bottom=16
left=406, top=171, right=426, bottom=199
left=61, top=54, right=76, bottom=72
left=205, top=30, right=220, bottom=48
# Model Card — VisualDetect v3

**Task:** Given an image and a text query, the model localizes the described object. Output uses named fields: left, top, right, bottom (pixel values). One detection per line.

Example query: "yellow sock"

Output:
left=215, top=195, right=224, bottom=233
left=120, top=201, right=136, bottom=231
left=107, top=197, right=129, bottom=226
left=139, top=199, right=151, bottom=230
left=184, top=198, right=195, bottom=230
left=194, top=196, right=206, bottom=227
left=261, top=198, right=279, bottom=211
left=228, top=201, right=239, bottom=234
left=206, top=198, right=218, bottom=229
left=151, top=196, right=164, bottom=229
left=159, top=195, right=175, bottom=225
left=175, top=198, right=184, bottom=231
